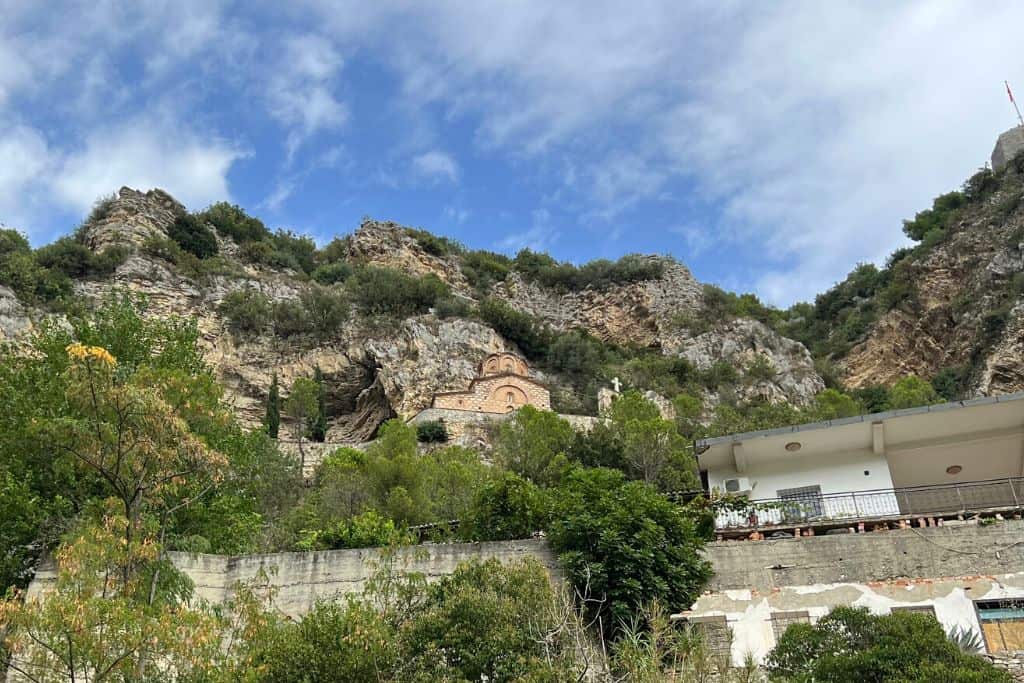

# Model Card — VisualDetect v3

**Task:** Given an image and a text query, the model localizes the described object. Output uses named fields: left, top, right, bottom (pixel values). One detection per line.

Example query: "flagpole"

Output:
left=1008, top=80, right=1024, bottom=128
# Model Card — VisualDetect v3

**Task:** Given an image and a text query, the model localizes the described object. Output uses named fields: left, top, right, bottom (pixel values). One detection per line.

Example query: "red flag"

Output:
left=1008, top=81, right=1017, bottom=104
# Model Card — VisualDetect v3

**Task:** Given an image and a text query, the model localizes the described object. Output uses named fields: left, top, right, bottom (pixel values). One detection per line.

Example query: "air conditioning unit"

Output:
left=723, top=477, right=752, bottom=495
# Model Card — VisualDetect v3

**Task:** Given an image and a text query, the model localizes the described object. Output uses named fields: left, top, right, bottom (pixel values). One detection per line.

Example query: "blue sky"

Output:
left=3, top=1, right=1023, bottom=305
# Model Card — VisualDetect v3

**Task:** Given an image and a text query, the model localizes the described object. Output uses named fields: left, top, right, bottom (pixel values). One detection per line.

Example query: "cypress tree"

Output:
left=310, top=366, right=327, bottom=443
left=265, top=373, right=281, bottom=438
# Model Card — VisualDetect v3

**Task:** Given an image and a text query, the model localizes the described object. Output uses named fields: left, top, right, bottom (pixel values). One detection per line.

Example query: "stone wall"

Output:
left=993, top=126, right=1024, bottom=170
left=433, top=373, right=551, bottom=412
left=705, top=519, right=1024, bottom=591
left=26, top=539, right=559, bottom=620
left=689, top=520, right=1024, bottom=666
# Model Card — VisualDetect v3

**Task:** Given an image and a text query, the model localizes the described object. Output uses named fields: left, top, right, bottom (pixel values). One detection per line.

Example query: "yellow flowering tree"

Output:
left=47, top=344, right=227, bottom=584
left=0, top=512, right=228, bottom=682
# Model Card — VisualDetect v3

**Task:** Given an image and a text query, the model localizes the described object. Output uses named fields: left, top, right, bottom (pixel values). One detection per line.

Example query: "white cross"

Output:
left=611, top=376, right=622, bottom=393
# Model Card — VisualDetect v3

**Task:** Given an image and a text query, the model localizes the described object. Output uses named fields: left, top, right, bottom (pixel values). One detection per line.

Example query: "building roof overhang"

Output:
left=697, top=391, right=1024, bottom=475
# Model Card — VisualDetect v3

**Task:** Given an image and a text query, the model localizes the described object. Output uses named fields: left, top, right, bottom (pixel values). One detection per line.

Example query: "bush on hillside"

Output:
left=35, top=237, right=129, bottom=280
left=459, top=250, right=512, bottom=291
left=415, top=420, right=448, bottom=443
left=168, top=213, right=218, bottom=259
left=461, top=472, right=549, bottom=542
left=511, top=249, right=665, bottom=291
left=219, top=288, right=272, bottom=335
left=346, top=266, right=449, bottom=317
left=767, top=606, right=1010, bottom=682
left=476, top=298, right=551, bottom=359
left=197, top=202, right=270, bottom=244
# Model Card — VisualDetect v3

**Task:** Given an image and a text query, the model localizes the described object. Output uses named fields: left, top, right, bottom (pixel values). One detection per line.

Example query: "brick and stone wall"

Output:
left=433, top=373, right=550, bottom=412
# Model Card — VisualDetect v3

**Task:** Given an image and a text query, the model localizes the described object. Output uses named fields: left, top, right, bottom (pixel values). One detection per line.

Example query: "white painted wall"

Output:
left=688, top=573, right=1024, bottom=666
left=708, top=448, right=897, bottom=527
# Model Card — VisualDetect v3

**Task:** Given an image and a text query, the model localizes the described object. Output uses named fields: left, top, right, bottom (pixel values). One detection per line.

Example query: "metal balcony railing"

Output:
left=713, top=477, right=1024, bottom=531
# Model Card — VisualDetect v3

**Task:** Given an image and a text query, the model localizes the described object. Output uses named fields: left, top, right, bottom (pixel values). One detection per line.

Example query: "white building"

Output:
left=685, top=391, right=1024, bottom=667
left=697, top=391, right=1024, bottom=533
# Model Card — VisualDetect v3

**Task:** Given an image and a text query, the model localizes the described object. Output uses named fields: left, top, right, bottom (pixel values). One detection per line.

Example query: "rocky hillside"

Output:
left=784, top=155, right=1024, bottom=398
left=0, top=188, right=824, bottom=440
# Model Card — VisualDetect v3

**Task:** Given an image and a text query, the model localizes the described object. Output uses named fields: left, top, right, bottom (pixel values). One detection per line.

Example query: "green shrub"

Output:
left=35, top=237, right=128, bottom=280
left=903, top=190, right=966, bottom=241
left=460, top=250, right=512, bottom=291
left=512, top=249, right=665, bottom=291
left=346, top=266, right=449, bottom=317
left=405, top=227, right=463, bottom=256
left=889, top=375, right=940, bottom=409
left=461, top=472, right=549, bottom=541
left=432, top=296, right=472, bottom=319
left=300, top=285, right=349, bottom=339
left=310, top=261, right=352, bottom=285
left=476, top=298, right=551, bottom=359
left=851, top=384, right=891, bottom=413
left=168, top=213, right=218, bottom=259
left=767, top=606, right=1010, bottom=683
left=270, top=230, right=317, bottom=273
left=196, top=202, right=270, bottom=244
left=700, top=360, right=738, bottom=389
left=932, top=366, right=968, bottom=401
left=219, top=288, right=272, bottom=335
left=296, top=510, right=412, bottom=550
left=745, top=354, right=776, bottom=382
left=271, top=299, right=310, bottom=337
left=416, top=420, right=448, bottom=443
left=548, top=467, right=711, bottom=640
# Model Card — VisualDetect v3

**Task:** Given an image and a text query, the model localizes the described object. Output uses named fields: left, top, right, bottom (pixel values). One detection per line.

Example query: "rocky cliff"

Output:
left=840, top=163, right=1024, bottom=396
left=2, top=186, right=827, bottom=440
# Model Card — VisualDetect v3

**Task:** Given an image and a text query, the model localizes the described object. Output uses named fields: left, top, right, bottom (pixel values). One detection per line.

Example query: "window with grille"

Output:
left=687, top=615, right=731, bottom=655
left=777, top=485, right=824, bottom=521
left=771, top=610, right=811, bottom=641
left=892, top=605, right=937, bottom=618
left=976, top=599, right=1024, bottom=653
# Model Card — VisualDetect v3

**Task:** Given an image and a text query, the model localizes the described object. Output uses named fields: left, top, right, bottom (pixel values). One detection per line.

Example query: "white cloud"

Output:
left=266, top=34, right=348, bottom=161
left=53, top=118, right=245, bottom=213
left=0, top=123, right=53, bottom=230
left=497, top=208, right=560, bottom=253
left=412, top=150, right=460, bottom=183
left=305, top=0, right=1024, bottom=304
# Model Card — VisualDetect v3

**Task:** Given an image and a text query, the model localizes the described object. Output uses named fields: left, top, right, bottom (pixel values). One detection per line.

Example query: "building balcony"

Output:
left=712, top=476, right=1024, bottom=537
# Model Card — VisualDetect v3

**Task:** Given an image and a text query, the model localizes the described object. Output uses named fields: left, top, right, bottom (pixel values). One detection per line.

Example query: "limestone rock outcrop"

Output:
left=841, top=178, right=1024, bottom=396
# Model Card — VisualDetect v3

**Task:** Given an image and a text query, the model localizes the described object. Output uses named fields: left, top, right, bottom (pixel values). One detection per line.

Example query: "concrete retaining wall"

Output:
left=705, top=519, right=1024, bottom=591
left=27, top=538, right=559, bottom=619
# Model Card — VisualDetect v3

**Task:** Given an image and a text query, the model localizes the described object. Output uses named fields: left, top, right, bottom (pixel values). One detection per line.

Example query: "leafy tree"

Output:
left=265, top=373, right=281, bottom=438
left=401, top=558, right=579, bottom=681
left=852, top=384, right=892, bottom=414
left=346, top=266, right=449, bottom=317
left=767, top=606, right=1010, bottom=682
left=286, top=377, right=319, bottom=474
left=301, top=285, right=350, bottom=339
left=476, top=298, right=551, bottom=360
left=297, top=510, right=413, bottom=551
left=606, top=391, right=698, bottom=491
left=462, top=472, right=549, bottom=541
left=547, top=467, right=711, bottom=640
left=310, top=366, right=328, bottom=443
left=492, top=405, right=574, bottom=486
left=812, top=388, right=862, bottom=420
left=47, top=342, right=227, bottom=580
left=889, top=375, right=941, bottom=409
left=0, top=514, right=230, bottom=682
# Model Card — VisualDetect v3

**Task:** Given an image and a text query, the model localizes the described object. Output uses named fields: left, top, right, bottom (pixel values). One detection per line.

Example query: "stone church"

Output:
left=431, top=352, right=551, bottom=413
